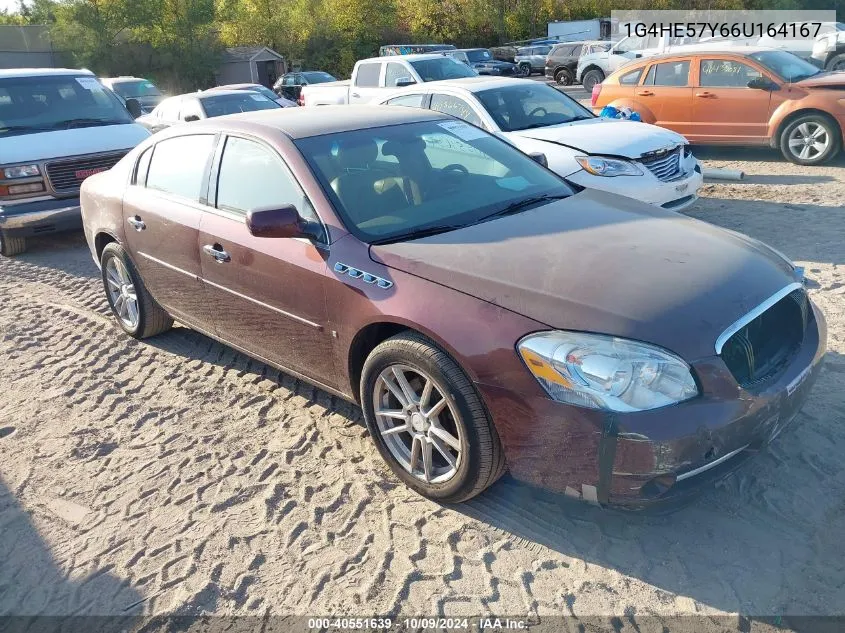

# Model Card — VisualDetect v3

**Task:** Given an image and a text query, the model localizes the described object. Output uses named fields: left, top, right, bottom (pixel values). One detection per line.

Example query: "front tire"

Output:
left=518, top=63, right=531, bottom=77
left=360, top=332, right=506, bottom=503
left=0, top=231, right=26, bottom=257
left=555, top=67, right=574, bottom=86
left=100, top=242, right=172, bottom=339
left=779, top=113, right=841, bottom=165
left=581, top=69, right=604, bottom=93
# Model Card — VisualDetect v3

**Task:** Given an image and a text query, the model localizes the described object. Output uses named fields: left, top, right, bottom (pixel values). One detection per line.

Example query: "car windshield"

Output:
left=476, top=83, right=593, bottom=132
left=241, top=85, right=279, bottom=100
left=295, top=119, right=572, bottom=243
left=111, top=79, right=161, bottom=98
left=409, top=57, right=478, bottom=80
left=748, top=50, right=821, bottom=82
left=0, top=74, right=134, bottom=135
left=466, top=50, right=493, bottom=63
left=302, top=72, right=336, bottom=83
left=198, top=93, right=281, bottom=117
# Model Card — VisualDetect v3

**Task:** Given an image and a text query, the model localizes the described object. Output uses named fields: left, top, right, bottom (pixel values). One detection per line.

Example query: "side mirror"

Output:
left=125, top=98, right=143, bottom=119
left=246, top=205, right=320, bottom=240
left=395, top=77, right=416, bottom=88
left=528, top=152, right=548, bottom=167
left=612, top=49, right=625, bottom=55
left=747, top=77, right=778, bottom=91
left=184, top=114, right=200, bottom=122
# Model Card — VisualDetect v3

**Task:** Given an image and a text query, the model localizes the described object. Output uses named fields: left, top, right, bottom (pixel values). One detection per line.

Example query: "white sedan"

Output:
left=377, top=77, right=703, bottom=210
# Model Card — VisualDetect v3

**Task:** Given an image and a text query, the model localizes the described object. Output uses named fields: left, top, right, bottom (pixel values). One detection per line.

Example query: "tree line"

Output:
left=2, top=0, right=842, bottom=92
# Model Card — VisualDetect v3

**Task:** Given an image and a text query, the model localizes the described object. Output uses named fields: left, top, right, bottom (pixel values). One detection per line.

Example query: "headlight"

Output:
left=813, top=36, right=833, bottom=56
left=4, top=164, right=40, bottom=179
left=518, top=331, right=698, bottom=412
left=575, top=155, right=642, bottom=177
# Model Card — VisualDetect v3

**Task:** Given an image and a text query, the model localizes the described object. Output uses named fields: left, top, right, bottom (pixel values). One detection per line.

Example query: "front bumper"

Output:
left=0, top=196, right=82, bottom=237
left=563, top=158, right=704, bottom=211
left=476, top=301, right=827, bottom=509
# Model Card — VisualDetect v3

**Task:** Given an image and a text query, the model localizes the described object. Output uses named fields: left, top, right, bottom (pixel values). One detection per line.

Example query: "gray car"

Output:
left=514, top=44, right=554, bottom=76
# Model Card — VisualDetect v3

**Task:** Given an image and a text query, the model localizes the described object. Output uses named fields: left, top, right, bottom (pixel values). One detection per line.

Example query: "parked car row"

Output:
left=74, top=105, right=826, bottom=508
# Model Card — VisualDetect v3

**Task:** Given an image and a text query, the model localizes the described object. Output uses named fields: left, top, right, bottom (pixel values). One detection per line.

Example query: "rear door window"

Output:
left=146, top=134, right=215, bottom=200
left=355, top=63, right=382, bottom=87
left=643, top=60, right=690, bottom=86
left=386, top=94, right=426, bottom=108
left=619, top=68, right=644, bottom=85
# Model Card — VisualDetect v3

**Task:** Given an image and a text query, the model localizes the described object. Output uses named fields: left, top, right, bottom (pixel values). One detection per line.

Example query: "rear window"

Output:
left=619, top=68, right=644, bottom=85
left=111, top=80, right=161, bottom=98
left=198, top=93, right=280, bottom=117
left=302, top=72, right=336, bottom=83
left=355, top=63, right=382, bottom=87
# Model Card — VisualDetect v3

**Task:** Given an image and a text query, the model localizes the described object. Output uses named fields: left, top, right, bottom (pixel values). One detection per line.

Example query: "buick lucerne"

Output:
left=81, top=106, right=826, bottom=508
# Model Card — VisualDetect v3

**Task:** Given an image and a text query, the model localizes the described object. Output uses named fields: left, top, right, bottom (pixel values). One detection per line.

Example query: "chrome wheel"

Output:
left=787, top=122, right=830, bottom=161
left=373, top=364, right=463, bottom=484
left=105, top=256, right=139, bottom=329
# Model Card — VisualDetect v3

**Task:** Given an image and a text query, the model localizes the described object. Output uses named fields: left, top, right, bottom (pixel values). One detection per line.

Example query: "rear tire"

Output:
left=518, top=63, right=531, bottom=77
left=555, top=68, right=574, bottom=86
left=0, top=231, right=26, bottom=257
left=360, top=332, right=506, bottom=503
left=100, top=242, right=173, bottom=339
left=825, top=53, right=845, bottom=72
left=779, top=113, right=841, bottom=166
left=581, top=69, right=604, bottom=93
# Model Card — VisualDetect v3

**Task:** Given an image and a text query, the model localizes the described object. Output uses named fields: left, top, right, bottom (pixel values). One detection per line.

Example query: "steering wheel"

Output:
left=442, top=163, right=469, bottom=175
left=528, top=106, right=547, bottom=117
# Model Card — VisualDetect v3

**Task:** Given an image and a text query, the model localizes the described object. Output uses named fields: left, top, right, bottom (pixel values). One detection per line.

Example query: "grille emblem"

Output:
left=334, top=262, right=393, bottom=289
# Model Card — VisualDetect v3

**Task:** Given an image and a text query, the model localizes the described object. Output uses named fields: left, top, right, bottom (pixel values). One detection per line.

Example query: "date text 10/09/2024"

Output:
left=307, top=618, right=528, bottom=630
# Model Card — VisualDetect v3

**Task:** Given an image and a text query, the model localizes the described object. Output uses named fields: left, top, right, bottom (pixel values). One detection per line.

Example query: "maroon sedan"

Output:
left=80, top=106, right=826, bottom=508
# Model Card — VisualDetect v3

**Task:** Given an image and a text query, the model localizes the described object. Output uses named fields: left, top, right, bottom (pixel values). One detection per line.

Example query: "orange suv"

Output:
left=592, top=48, right=845, bottom=165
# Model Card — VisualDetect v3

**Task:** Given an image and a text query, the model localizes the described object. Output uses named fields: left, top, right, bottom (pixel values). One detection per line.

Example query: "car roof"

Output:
left=208, top=83, right=262, bottom=91
left=384, top=76, right=537, bottom=94
left=185, top=104, right=449, bottom=139
left=197, top=89, right=261, bottom=98
left=631, top=45, right=779, bottom=63
left=100, top=76, right=148, bottom=83
left=0, top=68, right=94, bottom=78
left=365, top=53, right=456, bottom=62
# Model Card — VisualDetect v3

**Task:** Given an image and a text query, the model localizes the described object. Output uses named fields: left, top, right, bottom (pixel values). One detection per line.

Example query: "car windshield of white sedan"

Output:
left=198, top=93, right=281, bottom=117
left=111, top=79, right=161, bottom=98
left=475, top=83, right=593, bottom=132
left=295, top=120, right=572, bottom=244
left=409, top=57, right=478, bottom=81
left=748, top=50, right=821, bottom=83
left=0, top=75, right=134, bottom=135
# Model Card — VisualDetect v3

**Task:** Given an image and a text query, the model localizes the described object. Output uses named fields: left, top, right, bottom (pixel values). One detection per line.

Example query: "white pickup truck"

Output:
left=301, top=54, right=477, bottom=106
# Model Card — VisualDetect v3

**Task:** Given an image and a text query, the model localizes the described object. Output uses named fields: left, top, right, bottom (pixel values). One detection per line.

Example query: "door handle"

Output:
left=203, top=244, right=231, bottom=263
left=695, top=92, right=715, bottom=98
left=636, top=90, right=654, bottom=96
left=351, top=92, right=360, bottom=98
left=127, top=215, right=146, bottom=231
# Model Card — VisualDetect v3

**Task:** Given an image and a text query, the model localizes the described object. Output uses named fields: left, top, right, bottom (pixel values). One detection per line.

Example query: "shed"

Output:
left=216, top=46, right=285, bottom=88
left=0, top=25, right=58, bottom=69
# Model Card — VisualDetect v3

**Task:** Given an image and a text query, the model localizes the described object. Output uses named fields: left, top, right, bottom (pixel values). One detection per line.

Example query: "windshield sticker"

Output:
left=496, top=176, right=531, bottom=192
left=438, top=120, right=487, bottom=141
left=250, top=93, right=265, bottom=101
left=75, top=77, right=104, bottom=91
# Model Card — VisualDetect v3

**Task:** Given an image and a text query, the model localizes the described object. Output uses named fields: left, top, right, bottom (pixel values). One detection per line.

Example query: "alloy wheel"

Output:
left=372, top=364, right=463, bottom=484
left=787, top=122, right=830, bottom=161
left=105, top=256, right=139, bottom=329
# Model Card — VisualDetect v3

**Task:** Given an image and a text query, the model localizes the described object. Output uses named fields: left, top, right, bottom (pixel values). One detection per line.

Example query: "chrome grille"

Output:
left=639, top=146, right=682, bottom=182
left=45, top=151, right=127, bottom=193
left=720, top=286, right=811, bottom=389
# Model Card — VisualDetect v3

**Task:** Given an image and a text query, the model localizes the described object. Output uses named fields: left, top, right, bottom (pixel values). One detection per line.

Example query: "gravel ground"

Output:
left=1, top=142, right=844, bottom=631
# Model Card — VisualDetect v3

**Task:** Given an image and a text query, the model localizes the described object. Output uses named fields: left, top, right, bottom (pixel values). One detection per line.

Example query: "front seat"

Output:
left=330, top=138, right=407, bottom=224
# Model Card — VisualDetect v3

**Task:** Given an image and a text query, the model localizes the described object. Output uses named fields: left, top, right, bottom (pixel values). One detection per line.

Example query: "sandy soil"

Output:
left=1, top=147, right=844, bottom=631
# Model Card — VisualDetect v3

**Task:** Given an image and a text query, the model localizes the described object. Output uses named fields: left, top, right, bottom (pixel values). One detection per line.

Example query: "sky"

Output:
left=1, top=0, right=21, bottom=13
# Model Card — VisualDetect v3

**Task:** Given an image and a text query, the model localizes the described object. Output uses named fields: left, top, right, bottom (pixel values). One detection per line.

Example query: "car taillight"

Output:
left=297, top=93, right=305, bottom=106
left=591, top=83, right=602, bottom=107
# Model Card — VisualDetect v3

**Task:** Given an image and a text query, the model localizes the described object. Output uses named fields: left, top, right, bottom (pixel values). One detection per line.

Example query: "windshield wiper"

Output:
left=372, top=223, right=467, bottom=245
left=59, top=118, right=127, bottom=129
left=0, top=124, right=57, bottom=134
left=481, top=194, right=569, bottom=221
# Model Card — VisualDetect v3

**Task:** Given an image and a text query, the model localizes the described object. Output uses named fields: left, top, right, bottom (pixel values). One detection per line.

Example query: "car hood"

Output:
left=795, top=71, right=845, bottom=89
left=0, top=123, right=151, bottom=163
left=370, top=189, right=797, bottom=361
left=509, top=118, right=688, bottom=158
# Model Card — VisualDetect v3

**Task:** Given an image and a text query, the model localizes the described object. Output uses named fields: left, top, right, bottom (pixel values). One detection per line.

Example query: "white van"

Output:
left=0, top=68, right=150, bottom=256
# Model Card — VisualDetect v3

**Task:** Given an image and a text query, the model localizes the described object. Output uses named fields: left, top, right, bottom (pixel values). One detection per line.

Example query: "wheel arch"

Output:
left=580, top=63, right=604, bottom=78
left=770, top=108, right=843, bottom=149
left=94, top=230, right=120, bottom=262
left=346, top=318, right=476, bottom=403
left=603, top=98, right=658, bottom=124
